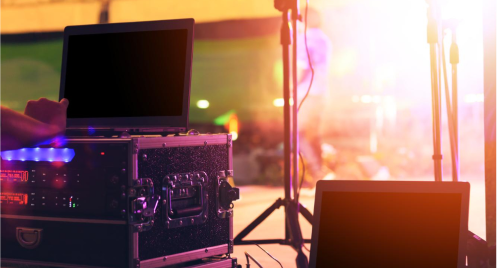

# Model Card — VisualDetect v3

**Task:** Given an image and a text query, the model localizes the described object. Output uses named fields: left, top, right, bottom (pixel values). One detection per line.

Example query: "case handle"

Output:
left=16, top=227, right=43, bottom=249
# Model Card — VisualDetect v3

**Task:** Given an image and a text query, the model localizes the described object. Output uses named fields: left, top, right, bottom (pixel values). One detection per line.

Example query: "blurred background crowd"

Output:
left=1, top=0, right=487, bottom=238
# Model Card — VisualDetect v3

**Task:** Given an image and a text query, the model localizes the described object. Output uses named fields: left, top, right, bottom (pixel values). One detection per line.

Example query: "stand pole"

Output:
left=427, top=2, right=443, bottom=181
left=234, top=2, right=311, bottom=267
left=281, top=9, right=293, bottom=241
left=450, top=30, right=460, bottom=181
left=292, top=7, right=300, bottom=200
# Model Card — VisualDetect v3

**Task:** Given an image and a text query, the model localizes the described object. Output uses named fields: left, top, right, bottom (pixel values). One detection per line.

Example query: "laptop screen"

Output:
left=314, top=188, right=465, bottom=268
left=64, top=29, right=187, bottom=118
left=59, top=19, right=194, bottom=133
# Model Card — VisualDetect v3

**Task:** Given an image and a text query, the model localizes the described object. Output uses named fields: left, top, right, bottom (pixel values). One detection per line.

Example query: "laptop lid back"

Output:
left=309, top=180, right=470, bottom=268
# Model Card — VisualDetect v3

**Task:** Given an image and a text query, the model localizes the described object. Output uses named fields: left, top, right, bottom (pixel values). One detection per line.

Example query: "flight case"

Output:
left=1, top=134, right=239, bottom=268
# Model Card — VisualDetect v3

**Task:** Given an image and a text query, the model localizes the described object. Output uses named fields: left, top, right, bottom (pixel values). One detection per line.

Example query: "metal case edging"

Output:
left=133, top=134, right=233, bottom=267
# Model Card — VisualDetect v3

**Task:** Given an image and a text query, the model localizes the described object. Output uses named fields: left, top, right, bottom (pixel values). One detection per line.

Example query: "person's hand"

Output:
left=24, top=98, right=69, bottom=135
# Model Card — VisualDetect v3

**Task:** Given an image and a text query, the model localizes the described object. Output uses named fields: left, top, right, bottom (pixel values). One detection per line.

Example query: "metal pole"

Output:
left=450, top=30, right=460, bottom=181
left=442, top=43, right=459, bottom=182
left=291, top=6, right=299, bottom=200
left=427, top=2, right=443, bottom=182
left=430, top=43, right=442, bottom=182
left=280, top=10, right=292, bottom=240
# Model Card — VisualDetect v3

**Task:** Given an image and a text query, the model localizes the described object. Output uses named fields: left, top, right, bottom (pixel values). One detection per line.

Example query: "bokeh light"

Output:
left=196, top=100, right=210, bottom=109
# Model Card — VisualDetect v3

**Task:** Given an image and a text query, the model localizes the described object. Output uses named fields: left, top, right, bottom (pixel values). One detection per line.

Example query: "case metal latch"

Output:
left=216, top=170, right=240, bottom=218
left=130, top=178, right=160, bottom=232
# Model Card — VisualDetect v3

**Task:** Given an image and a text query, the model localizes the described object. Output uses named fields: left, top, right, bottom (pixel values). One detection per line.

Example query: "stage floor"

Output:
left=231, top=185, right=314, bottom=268
left=231, top=175, right=487, bottom=267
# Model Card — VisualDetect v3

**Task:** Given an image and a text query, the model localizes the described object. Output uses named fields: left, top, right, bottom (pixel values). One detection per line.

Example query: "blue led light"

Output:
left=88, top=127, right=96, bottom=135
left=1, top=148, right=75, bottom=162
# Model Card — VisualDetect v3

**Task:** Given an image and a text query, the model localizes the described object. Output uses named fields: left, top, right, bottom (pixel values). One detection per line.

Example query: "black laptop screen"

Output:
left=63, top=29, right=187, bottom=118
left=316, top=191, right=462, bottom=268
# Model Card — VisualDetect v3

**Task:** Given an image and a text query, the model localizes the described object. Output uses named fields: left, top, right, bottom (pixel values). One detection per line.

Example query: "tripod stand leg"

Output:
left=234, top=198, right=284, bottom=244
left=286, top=202, right=309, bottom=268
left=299, top=203, right=313, bottom=224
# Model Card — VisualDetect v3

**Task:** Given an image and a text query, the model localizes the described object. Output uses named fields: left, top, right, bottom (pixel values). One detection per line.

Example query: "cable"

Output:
left=303, top=244, right=311, bottom=252
left=255, top=244, right=284, bottom=268
left=245, top=252, right=263, bottom=268
left=296, top=0, right=312, bottom=205
left=297, top=0, right=315, bottom=112
left=296, top=151, right=306, bottom=203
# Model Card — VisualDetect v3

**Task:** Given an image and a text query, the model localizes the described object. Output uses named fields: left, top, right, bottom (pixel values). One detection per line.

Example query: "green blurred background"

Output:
left=1, top=35, right=283, bottom=124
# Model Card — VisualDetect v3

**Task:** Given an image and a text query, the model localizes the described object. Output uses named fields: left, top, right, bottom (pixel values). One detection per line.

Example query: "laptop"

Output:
left=59, top=19, right=195, bottom=135
left=309, top=180, right=470, bottom=268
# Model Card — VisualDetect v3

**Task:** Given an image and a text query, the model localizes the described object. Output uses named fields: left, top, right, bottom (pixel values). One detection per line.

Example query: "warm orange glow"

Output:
left=111, top=0, right=280, bottom=24
left=2, top=2, right=101, bottom=34
left=228, top=114, right=239, bottom=141
left=273, top=98, right=294, bottom=107
left=230, top=131, right=239, bottom=141
left=1, top=0, right=282, bottom=34
left=273, top=98, right=284, bottom=107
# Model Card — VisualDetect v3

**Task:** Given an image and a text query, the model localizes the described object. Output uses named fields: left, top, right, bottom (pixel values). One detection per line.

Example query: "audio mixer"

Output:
left=1, top=141, right=129, bottom=220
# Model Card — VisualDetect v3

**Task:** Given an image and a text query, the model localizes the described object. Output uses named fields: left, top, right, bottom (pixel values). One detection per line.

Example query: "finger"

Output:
left=60, top=98, right=69, bottom=108
left=24, top=100, right=35, bottom=114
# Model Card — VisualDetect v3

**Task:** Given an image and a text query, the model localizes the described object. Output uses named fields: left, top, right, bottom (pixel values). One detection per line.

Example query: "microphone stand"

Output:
left=427, top=1, right=443, bottom=181
left=234, top=0, right=311, bottom=267
left=450, top=27, right=460, bottom=181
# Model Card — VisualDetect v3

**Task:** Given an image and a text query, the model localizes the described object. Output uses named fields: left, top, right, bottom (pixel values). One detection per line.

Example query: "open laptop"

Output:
left=309, top=180, right=470, bottom=268
left=59, top=19, right=194, bottom=135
